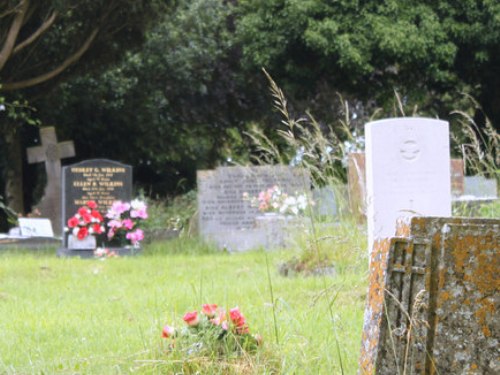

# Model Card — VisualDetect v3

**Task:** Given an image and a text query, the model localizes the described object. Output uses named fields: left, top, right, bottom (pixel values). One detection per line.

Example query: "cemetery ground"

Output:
left=0, top=221, right=367, bottom=374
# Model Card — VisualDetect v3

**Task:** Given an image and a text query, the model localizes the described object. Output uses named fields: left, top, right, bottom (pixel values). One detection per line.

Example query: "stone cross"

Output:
left=27, top=127, right=75, bottom=236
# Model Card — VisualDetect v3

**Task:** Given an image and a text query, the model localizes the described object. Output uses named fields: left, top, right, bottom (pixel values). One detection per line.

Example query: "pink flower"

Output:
left=123, top=218, right=135, bottom=230
left=229, top=307, right=246, bottom=327
left=229, top=307, right=249, bottom=334
left=162, top=325, right=175, bottom=338
left=90, top=210, right=103, bottom=222
left=106, top=201, right=130, bottom=219
left=183, top=311, right=199, bottom=326
left=210, top=309, right=227, bottom=326
left=130, top=208, right=148, bottom=219
left=92, top=223, right=103, bottom=234
left=81, top=212, right=91, bottom=224
left=67, top=216, right=79, bottom=228
left=108, top=219, right=122, bottom=229
left=77, top=227, right=88, bottom=240
left=78, top=207, right=90, bottom=216
left=126, top=229, right=144, bottom=245
left=86, top=201, right=97, bottom=209
left=202, top=304, right=218, bottom=318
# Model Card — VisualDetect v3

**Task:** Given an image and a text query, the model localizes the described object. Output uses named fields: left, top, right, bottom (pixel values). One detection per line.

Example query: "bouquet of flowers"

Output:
left=161, top=304, right=262, bottom=356
left=105, top=199, right=148, bottom=246
left=66, top=200, right=105, bottom=240
left=243, top=185, right=312, bottom=216
left=94, top=247, right=118, bottom=259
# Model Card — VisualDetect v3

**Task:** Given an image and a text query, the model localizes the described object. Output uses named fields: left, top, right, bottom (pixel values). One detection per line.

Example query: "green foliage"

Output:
left=246, top=70, right=362, bottom=189
left=0, top=195, right=18, bottom=226
left=142, top=190, right=197, bottom=233
left=235, top=0, right=500, bottom=125
left=34, top=0, right=260, bottom=194
left=450, top=96, right=499, bottom=179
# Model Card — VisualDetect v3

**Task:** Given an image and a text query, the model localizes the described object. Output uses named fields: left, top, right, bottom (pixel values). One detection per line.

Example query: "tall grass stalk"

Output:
left=451, top=95, right=499, bottom=180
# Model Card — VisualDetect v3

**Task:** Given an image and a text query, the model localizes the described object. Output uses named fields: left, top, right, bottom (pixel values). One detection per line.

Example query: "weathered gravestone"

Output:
left=359, top=216, right=499, bottom=374
left=58, top=159, right=132, bottom=257
left=365, top=118, right=452, bottom=252
left=197, top=165, right=310, bottom=251
left=26, top=127, right=75, bottom=236
left=463, top=176, right=498, bottom=198
left=347, top=152, right=367, bottom=221
left=450, top=158, right=465, bottom=197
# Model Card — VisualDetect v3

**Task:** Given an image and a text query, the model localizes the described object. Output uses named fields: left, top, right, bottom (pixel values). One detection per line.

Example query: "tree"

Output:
left=34, top=0, right=265, bottom=196
left=0, top=0, right=165, bottom=213
left=235, top=0, right=500, bottom=128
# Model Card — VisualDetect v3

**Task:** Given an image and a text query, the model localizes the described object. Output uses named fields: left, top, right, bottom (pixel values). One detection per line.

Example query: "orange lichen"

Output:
left=359, top=238, right=391, bottom=374
left=440, top=291, right=451, bottom=301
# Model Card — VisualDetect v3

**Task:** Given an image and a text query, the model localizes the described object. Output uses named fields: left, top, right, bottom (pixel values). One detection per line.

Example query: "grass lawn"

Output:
left=0, top=230, right=368, bottom=374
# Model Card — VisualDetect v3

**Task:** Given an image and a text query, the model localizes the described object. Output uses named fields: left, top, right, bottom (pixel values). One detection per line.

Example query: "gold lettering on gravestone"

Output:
left=70, top=167, right=127, bottom=209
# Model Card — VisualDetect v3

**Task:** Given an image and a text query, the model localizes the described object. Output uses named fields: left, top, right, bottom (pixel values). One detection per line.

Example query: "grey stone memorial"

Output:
left=58, top=159, right=133, bottom=257
left=27, top=127, right=75, bottom=236
left=463, top=175, right=498, bottom=198
left=197, top=165, right=310, bottom=251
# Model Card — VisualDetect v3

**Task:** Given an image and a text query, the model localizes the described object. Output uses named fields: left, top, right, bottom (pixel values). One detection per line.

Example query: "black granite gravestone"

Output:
left=58, top=159, right=133, bottom=257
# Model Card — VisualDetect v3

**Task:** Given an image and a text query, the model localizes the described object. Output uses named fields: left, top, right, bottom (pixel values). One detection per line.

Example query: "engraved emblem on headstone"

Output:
left=399, top=139, right=420, bottom=161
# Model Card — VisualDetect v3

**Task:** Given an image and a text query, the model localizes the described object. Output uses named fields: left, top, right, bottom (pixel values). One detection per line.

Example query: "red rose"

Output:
left=77, top=207, right=89, bottom=216
left=92, top=223, right=103, bottom=234
left=229, top=307, right=246, bottom=326
left=229, top=307, right=248, bottom=333
left=86, top=201, right=97, bottom=209
left=162, top=325, right=175, bottom=338
left=67, top=216, right=79, bottom=228
left=81, top=212, right=91, bottom=224
left=183, top=311, right=199, bottom=327
left=91, top=210, right=103, bottom=222
left=202, top=304, right=218, bottom=318
left=77, top=227, right=88, bottom=239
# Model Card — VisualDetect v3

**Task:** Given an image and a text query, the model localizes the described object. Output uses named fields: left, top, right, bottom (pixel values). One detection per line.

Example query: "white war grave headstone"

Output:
left=365, top=118, right=451, bottom=252
left=27, top=127, right=75, bottom=236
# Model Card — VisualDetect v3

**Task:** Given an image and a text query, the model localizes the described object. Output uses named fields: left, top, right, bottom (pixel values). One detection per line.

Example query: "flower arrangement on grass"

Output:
left=243, top=185, right=312, bottom=216
left=105, top=199, right=148, bottom=246
left=93, top=247, right=118, bottom=259
left=161, top=304, right=262, bottom=357
left=66, top=200, right=105, bottom=240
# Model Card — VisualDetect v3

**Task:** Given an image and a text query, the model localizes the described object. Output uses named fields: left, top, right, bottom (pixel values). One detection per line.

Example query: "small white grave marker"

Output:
left=18, top=218, right=55, bottom=237
left=365, top=118, right=452, bottom=251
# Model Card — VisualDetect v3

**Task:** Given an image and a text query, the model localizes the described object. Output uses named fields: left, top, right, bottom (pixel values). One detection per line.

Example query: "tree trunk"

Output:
left=4, top=126, right=24, bottom=214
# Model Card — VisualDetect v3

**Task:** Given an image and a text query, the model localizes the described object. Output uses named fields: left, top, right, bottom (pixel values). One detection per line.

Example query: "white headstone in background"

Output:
left=463, top=176, right=498, bottom=198
left=18, top=218, right=54, bottom=237
left=365, top=118, right=451, bottom=251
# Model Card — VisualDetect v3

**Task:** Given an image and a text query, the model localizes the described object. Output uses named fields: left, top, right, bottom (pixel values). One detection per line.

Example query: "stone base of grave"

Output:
left=202, top=215, right=311, bottom=252
left=0, top=236, right=60, bottom=250
left=57, top=246, right=140, bottom=258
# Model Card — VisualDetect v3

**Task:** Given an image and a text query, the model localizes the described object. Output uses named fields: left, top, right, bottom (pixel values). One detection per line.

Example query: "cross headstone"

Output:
left=27, top=127, right=75, bottom=236
left=359, top=216, right=499, bottom=374
left=365, top=118, right=452, bottom=252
